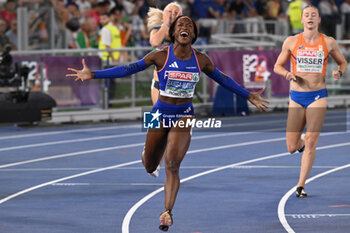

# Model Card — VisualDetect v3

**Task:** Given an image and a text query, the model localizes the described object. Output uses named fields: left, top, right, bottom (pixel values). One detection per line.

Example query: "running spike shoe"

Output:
left=149, top=165, right=160, bottom=178
left=159, top=210, right=173, bottom=231
left=298, top=133, right=305, bottom=153
left=296, top=186, right=307, bottom=198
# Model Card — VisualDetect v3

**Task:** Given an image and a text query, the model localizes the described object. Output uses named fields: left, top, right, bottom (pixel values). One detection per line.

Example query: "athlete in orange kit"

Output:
left=274, top=5, right=347, bottom=197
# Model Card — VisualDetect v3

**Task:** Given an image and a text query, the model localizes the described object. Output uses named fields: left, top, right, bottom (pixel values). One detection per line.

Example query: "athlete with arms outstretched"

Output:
left=67, top=15, right=269, bottom=231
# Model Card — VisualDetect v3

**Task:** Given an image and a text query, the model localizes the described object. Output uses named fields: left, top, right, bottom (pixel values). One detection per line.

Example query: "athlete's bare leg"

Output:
left=151, top=70, right=163, bottom=174
left=297, top=98, right=326, bottom=188
left=286, top=99, right=306, bottom=153
left=163, top=117, right=192, bottom=211
left=142, top=127, right=168, bottom=174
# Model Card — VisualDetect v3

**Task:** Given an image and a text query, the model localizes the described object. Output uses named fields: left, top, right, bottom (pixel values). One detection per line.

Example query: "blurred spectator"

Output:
left=133, top=14, right=150, bottom=59
left=111, top=6, right=133, bottom=61
left=286, top=0, right=310, bottom=35
left=76, top=0, right=91, bottom=13
left=177, top=0, right=191, bottom=16
left=88, top=18, right=99, bottom=49
left=264, top=0, right=281, bottom=34
left=229, top=0, right=258, bottom=33
left=5, top=18, right=16, bottom=50
left=319, top=0, right=339, bottom=38
left=80, top=5, right=94, bottom=23
left=208, top=0, right=228, bottom=19
left=341, top=0, right=350, bottom=12
left=98, top=12, right=121, bottom=62
left=0, top=19, right=9, bottom=51
left=0, top=0, right=16, bottom=27
left=113, top=0, right=143, bottom=18
left=130, top=0, right=146, bottom=19
left=228, top=0, right=248, bottom=33
left=341, top=0, right=350, bottom=37
left=255, top=0, right=266, bottom=17
left=66, top=2, right=81, bottom=19
left=52, top=0, right=70, bottom=31
left=65, top=17, right=80, bottom=49
left=138, top=0, right=157, bottom=19
left=76, top=19, right=91, bottom=49
left=244, top=0, right=264, bottom=33
left=91, top=0, right=110, bottom=25
left=190, top=0, right=218, bottom=38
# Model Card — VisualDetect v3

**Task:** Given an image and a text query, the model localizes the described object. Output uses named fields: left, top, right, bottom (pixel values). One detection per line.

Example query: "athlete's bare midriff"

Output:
left=291, top=72, right=326, bottom=91
left=159, top=95, right=192, bottom=105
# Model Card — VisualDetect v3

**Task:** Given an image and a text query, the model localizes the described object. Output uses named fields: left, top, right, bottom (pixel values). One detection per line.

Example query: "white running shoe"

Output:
left=149, top=165, right=160, bottom=178
left=298, top=133, right=306, bottom=153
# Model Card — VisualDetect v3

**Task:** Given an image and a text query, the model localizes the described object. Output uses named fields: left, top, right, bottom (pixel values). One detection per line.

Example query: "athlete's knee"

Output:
left=165, top=159, right=180, bottom=174
left=304, top=134, right=318, bottom=150
left=287, top=143, right=298, bottom=154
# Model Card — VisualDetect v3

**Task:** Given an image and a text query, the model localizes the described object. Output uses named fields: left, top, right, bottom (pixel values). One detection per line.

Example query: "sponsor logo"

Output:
left=315, top=95, right=320, bottom=100
left=166, top=71, right=199, bottom=81
left=297, top=50, right=318, bottom=57
left=169, top=61, right=179, bottom=68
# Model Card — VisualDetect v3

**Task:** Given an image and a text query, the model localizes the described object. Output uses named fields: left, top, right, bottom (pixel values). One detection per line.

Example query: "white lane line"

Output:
left=0, top=132, right=145, bottom=152
left=51, top=183, right=163, bottom=186
left=122, top=141, right=350, bottom=233
left=0, top=165, right=339, bottom=172
left=0, top=136, right=284, bottom=205
left=0, top=131, right=348, bottom=169
left=0, top=135, right=297, bottom=204
left=0, top=132, right=255, bottom=152
left=0, top=124, right=139, bottom=140
left=0, top=135, right=349, bottom=231
left=0, top=160, right=141, bottom=205
left=285, top=214, right=350, bottom=218
left=0, top=142, right=145, bottom=169
left=216, top=114, right=346, bottom=128
left=2, top=118, right=347, bottom=152
left=278, top=162, right=350, bottom=233
left=0, top=133, right=278, bottom=169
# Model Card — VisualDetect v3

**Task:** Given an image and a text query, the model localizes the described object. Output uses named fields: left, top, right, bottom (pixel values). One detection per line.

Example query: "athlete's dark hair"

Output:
left=169, top=15, right=198, bottom=44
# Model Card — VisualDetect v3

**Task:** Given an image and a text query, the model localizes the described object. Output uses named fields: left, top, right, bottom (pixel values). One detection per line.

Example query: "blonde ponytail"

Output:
left=147, top=7, right=163, bottom=31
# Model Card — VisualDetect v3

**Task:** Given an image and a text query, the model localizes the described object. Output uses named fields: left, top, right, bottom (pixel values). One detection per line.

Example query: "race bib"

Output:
left=162, top=71, right=200, bottom=98
left=296, top=50, right=324, bottom=73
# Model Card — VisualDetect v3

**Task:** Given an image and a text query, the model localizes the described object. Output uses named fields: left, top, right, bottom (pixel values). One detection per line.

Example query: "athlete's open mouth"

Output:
left=180, top=31, right=189, bottom=38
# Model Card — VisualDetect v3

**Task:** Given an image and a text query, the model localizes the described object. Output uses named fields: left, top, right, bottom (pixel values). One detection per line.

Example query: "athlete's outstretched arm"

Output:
left=66, top=51, right=163, bottom=82
left=198, top=51, right=269, bottom=112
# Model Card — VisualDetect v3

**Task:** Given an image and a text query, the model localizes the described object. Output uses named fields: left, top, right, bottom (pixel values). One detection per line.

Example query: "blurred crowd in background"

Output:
left=0, top=0, right=349, bottom=59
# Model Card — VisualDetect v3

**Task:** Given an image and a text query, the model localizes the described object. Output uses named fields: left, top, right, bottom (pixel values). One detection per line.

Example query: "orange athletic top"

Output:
left=291, top=33, right=329, bottom=75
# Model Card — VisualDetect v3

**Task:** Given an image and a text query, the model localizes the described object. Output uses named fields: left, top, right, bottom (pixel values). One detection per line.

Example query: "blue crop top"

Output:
left=157, top=44, right=200, bottom=98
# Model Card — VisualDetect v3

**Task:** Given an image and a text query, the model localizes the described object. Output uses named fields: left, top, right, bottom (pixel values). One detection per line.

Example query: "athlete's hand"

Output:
left=285, top=71, right=296, bottom=81
left=66, top=59, right=92, bottom=82
left=247, top=89, right=269, bottom=112
left=332, top=70, right=341, bottom=81
left=163, top=10, right=171, bottom=27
